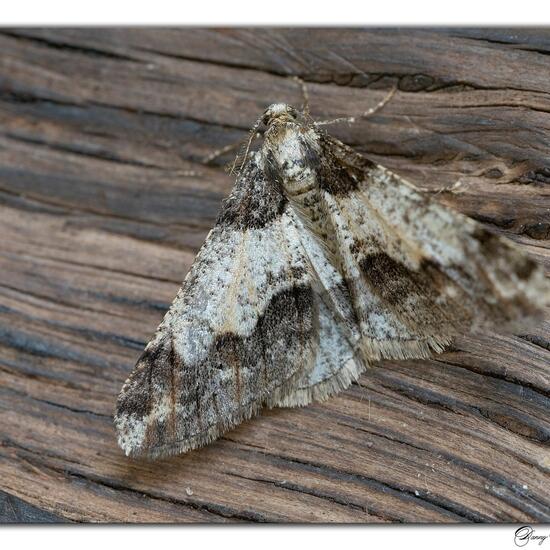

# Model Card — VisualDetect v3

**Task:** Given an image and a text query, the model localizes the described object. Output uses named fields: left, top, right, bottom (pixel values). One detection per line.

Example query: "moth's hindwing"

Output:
left=268, top=210, right=365, bottom=407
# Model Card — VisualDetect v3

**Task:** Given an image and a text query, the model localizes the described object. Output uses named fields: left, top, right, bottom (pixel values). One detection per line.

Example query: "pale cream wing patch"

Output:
left=115, top=156, right=319, bottom=458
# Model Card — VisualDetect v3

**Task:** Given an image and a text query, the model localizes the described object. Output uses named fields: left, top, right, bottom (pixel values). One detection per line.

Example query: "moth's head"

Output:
left=262, top=103, right=298, bottom=126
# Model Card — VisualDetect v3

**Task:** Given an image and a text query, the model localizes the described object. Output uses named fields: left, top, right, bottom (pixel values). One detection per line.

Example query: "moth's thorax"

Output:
left=262, top=118, right=330, bottom=240
left=264, top=121, right=319, bottom=193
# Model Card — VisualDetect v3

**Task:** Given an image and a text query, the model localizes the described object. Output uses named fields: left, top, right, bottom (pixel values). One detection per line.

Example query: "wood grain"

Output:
left=0, top=27, right=549, bottom=523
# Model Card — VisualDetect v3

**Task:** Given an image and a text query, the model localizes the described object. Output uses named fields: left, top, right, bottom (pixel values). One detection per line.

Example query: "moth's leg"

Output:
left=230, top=118, right=264, bottom=176
left=293, top=76, right=310, bottom=117
left=202, top=141, right=244, bottom=165
left=175, top=169, right=203, bottom=177
left=315, top=85, right=397, bottom=127
left=202, top=130, right=262, bottom=168
left=431, top=179, right=470, bottom=195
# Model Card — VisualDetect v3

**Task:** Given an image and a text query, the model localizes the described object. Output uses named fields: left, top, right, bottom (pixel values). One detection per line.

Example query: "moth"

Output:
left=115, top=100, right=549, bottom=459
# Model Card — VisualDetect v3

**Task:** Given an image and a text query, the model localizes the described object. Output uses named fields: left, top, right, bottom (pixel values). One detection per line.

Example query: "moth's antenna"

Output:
left=211, top=76, right=310, bottom=175
left=229, top=116, right=263, bottom=177
left=315, top=85, right=397, bottom=127
left=203, top=141, right=243, bottom=165
left=293, top=76, right=310, bottom=117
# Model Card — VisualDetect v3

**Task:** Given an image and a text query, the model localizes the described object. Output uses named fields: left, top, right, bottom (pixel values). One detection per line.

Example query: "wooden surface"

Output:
left=0, top=27, right=549, bottom=523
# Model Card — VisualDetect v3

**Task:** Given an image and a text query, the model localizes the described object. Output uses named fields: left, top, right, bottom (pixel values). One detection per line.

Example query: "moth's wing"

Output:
left=318, top=135, right=549, bottom=361
left=115, top=154, right=320, bottom=459
left=269, top=209, right=365, bottom=407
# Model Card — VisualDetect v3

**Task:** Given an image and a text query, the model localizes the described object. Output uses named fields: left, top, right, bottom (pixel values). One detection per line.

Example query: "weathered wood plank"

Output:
left=0, top=27, right=549, bottom=523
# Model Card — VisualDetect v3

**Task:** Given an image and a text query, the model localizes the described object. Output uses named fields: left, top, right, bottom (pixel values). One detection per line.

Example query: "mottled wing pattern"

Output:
left=318, top=135, right=548, bottom=361
left=115, top=154, right=322, bottom=458
left=270, top=210, right=364, bottom=407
